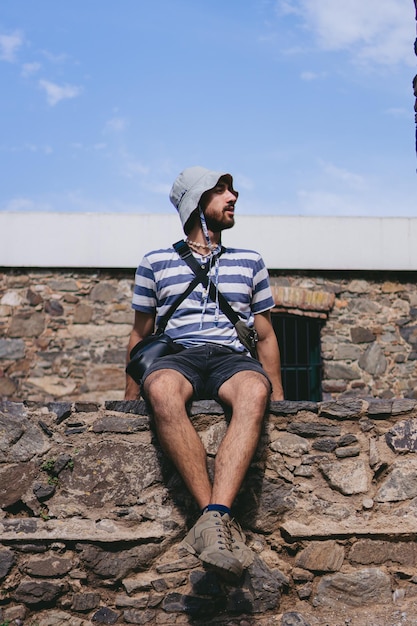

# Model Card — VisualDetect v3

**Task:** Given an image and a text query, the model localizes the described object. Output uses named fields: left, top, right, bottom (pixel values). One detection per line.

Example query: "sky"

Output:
left=0, top=0, right=416, bottom=217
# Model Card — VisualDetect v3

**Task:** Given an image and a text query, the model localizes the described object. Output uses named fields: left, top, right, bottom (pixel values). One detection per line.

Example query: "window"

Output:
left=271, top=313, right=323, bottom=401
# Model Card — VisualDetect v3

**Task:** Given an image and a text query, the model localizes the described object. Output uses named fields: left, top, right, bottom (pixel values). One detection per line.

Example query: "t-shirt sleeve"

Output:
left=251, top=255, right=275, bottom=314
left=131, top=255, right=157, bottom=314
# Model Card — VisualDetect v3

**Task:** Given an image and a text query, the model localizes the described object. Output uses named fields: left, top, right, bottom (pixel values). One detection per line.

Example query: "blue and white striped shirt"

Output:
left=132, top=245, right=275, bottom=353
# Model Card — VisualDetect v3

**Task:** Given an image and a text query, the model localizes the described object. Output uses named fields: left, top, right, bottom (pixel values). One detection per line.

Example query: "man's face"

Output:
left=201, top=178, right=238, bottom=233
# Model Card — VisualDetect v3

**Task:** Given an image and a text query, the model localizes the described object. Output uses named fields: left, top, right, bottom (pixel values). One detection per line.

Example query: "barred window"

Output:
left=272, top=313, right=323, bottom=401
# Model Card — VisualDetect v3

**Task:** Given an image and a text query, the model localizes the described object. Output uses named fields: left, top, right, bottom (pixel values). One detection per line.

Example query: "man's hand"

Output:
left=125, top=378, right=140, bottom=400
left=270, top=387, right=285, bottom=402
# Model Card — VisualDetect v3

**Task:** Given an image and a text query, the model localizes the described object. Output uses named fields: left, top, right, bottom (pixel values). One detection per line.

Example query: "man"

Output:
left=125, top=166, right=284, bottom=579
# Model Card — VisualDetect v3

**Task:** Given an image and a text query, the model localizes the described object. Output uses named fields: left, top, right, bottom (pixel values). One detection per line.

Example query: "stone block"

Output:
left=376, top=457, right=417, bottom=502
left=319, top=458, right=370, bottom=495
left=314, top=568, right=391, bottom=607
left=71, top=592, right=100, bottom=612
left=324, top=362, right=361, bottom=381
left=319, top=399, right=364, bottom=419
left=349, top=539, right=417, bottom=567
left=90, top=282, right=117, bottom=302
left=45, top=300, right=64, bottom=316
left=1, top=290, right=23, bottom=306
left=350, top=327, right=375, bottom=343
left=282, top=611, right=312, bottom=625
left=73, top=303, right=93, bottom=323
left=287, top=422, right=341, bottom=438
left=386, top=418, right=417, bottom=452
left=0, top=548, right=15, bottom=580
left=359, top=343, right=387, bottom=375
left=0, top=338, right=25, bottom=360
left=0, top=462, right=39, bottom=508
left=12, top=580, right=68, bottom=606
left=27, top=376, right=77, bottom=398
left=0, top=376, right=17, bottom=396
left=270, top=432, right=309, bottom=457
left=295, top=540, right=344, bottom=573
left=23, top=556, right=72, bottom=578
left=9, top=312, right=45, bottom=338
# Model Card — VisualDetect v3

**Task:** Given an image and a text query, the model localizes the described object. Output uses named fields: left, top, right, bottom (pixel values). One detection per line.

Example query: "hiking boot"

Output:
left=228, top=517, right=255, bottom=568
left=183, top=510, right=243, bottom=579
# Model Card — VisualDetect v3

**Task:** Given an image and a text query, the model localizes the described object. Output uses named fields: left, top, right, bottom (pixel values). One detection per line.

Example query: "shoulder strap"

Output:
left=156, top=244, right=209, bottom=333
left=173, top=240, right=241, bottom=326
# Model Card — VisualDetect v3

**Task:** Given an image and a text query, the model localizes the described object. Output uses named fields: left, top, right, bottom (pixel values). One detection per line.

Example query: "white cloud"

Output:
left=384, top=107, right=412, bottom=118
left=143, top=182, right=171, bottom=195
left=23, top=143, right=53, bottom=155
left=0, top=142, right=52, bottom=154
left=39, top=79, right=82, bottom=106
left=70, top=141, right=107, bottom=151
left=21, top=62, right=41, bottom=77
left=104, top=117, right=128, bottom=133
left=0, top=30, right=24, bottom=62
left=234, top=173, right=254, bottom=191
left=40, top=50, right=69, bottom=64
left=297, top=189, right=355, bottom=215
left=295, top=186, right=417, bottom=217
left=277, top=0, right=415, bottom=67
left=300, top=71, right=320, bottom=81
left=3, top=197, right=53, bottom=212
left=320, top=161, right=365, bottom=189
left=122, top=155, right=149, bottom=179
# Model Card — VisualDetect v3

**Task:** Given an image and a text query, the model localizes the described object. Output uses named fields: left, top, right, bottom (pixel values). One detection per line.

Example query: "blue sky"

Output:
left=1, top=0, right=416, bottom=217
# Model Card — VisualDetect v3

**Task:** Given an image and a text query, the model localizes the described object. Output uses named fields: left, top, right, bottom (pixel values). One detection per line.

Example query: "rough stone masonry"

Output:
left=3, top=397, right=417, bottom=625
left=1, top=268, right=417, bottom=402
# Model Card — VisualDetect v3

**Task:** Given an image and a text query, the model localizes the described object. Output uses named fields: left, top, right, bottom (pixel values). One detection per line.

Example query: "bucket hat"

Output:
left=169, top=166, right=232, bottom=230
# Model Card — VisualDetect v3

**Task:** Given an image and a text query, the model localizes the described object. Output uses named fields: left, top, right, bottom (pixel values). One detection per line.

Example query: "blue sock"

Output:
left=202, top=503, right=231, bottom=516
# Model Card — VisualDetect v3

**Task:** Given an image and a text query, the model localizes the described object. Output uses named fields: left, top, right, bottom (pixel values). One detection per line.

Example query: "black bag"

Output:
left=234, top=320, right=259, bottom=360
left=126, top=333, right=184, bottom=384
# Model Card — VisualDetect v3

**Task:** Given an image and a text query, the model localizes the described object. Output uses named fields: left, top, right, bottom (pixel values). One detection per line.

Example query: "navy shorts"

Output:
left=142, top=343, right=271, bottom=401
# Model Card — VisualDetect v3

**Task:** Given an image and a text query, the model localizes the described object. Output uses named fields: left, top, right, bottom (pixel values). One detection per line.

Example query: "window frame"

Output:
left=271, top=312, right=323, bottom=402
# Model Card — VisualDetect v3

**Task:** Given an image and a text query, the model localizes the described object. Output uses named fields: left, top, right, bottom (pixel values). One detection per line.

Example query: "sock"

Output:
left=201, top=503, right=231, bottom=517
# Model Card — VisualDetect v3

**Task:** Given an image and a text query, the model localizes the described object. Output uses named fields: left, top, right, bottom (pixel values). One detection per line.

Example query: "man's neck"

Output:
left=186, top=226, right=220, bottom=249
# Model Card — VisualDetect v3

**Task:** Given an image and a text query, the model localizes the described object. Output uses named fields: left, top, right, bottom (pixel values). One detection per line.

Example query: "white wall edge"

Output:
left=1, top=213, right=417, bottom=271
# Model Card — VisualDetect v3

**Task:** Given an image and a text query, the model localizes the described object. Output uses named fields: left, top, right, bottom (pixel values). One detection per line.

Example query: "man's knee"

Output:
left=245, top=372, right=271, bottom=402
left=143, top=369, right=192, bottom=403
left=219, top=370, right=270, bottom=406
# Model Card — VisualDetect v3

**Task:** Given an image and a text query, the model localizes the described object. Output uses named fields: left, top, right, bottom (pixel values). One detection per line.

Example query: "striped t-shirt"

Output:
left=132, top=245, right=275, bottom=353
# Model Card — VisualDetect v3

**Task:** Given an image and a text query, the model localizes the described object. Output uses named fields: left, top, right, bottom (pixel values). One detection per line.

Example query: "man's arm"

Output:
left=253, top=310, right=284, bottom=401
left=125, top=310, right=156, bottom=400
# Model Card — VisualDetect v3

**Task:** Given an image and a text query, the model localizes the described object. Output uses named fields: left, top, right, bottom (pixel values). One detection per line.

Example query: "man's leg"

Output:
left=144, top=367, right=246, bottom=579
left=143, top=368, right=212, bottom=509
left=211, top=370, right=270, bottom=507
left=206, top=369, right=270, bottom=569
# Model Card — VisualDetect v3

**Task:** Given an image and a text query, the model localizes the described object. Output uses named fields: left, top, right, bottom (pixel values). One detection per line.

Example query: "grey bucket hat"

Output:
left=169, top=166, right=232, bottom=230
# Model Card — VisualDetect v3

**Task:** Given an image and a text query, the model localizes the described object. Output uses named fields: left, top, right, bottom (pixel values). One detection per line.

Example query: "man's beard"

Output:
left=203, top=212, right=235, bottom=233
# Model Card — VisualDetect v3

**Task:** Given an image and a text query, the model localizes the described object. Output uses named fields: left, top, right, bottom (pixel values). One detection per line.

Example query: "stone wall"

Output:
left=270, top=271, right=417, bottom=400
left=1, top=268, right=417, bottom=403
left=0, top=269, right=134, bottom=402
left=2, top=398, right=417, bottom=625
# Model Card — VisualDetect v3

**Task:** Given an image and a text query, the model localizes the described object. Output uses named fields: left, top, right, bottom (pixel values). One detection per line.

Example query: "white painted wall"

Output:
left=1, top=212, right=416, bottom=270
